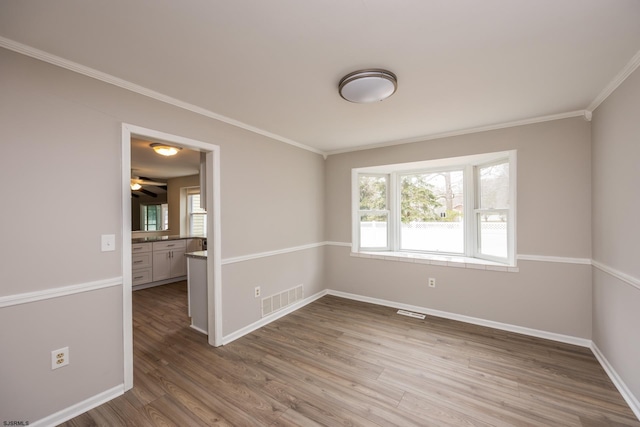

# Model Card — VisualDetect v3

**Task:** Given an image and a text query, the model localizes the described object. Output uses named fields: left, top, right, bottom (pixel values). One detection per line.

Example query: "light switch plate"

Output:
left=101, top=234, right=116, bottom=252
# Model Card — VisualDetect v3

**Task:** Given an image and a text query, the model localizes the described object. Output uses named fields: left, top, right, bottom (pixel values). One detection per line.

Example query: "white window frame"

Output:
left=352, top=150, right=517, bottom=266
left=396, top=166, right=467, bottom=256
left=474, top=158, right=515, bottom=265
left=354, top=173, right=391, bottom=251
left=186, top=187, right=207, bottom=236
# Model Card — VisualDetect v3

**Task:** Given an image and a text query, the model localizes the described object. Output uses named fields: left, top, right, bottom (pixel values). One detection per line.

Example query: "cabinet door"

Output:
left=170, top=248, right=187, bottom=278
left=152, top=250, right=171, bottom=281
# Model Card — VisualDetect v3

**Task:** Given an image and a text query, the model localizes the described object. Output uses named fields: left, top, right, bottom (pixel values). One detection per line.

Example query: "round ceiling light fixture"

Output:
left=150, top=143, right=182, bottom=156
left=338, top=69, right=397, bottom=103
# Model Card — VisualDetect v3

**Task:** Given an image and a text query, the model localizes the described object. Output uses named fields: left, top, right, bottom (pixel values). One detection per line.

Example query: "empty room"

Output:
left=0, top=1, right=639, bottom=426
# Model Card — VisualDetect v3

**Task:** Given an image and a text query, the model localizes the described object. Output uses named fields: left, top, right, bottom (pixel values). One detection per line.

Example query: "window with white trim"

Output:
left=187, top=187, right=207, bottom=236
left=352, top=151, right=516, bottom=265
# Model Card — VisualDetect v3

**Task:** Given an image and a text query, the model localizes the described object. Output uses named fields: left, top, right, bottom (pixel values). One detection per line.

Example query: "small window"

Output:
left=476, top=161, right=510, bottom=261
left=187, top=188, right=207, bottom=236
left=358, top=175, right=389, bottom=249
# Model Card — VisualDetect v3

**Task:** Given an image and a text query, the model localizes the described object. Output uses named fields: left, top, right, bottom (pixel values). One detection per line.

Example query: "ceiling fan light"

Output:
left=339, top=69, right=397, bottom=103
left=130, top=182, right=142, bottom=191
left=150, top=143, right=182, bottom=156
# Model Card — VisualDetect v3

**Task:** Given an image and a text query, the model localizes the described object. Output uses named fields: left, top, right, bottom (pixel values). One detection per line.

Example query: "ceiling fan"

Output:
left=130, top=176, right=167, bottom=191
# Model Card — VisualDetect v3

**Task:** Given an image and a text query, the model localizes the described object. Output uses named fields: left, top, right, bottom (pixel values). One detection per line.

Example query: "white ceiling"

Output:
left=1, top=1, right=639, bottom=154
left=131, top=138, right=200, bottom=180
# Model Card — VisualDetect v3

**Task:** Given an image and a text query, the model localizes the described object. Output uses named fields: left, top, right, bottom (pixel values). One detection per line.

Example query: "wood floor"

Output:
left=60, top=281, right=639, bottom=426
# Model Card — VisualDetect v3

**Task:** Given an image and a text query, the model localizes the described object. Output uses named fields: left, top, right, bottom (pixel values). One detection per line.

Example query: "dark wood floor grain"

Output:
left=59, top=281, right=639, bottom=426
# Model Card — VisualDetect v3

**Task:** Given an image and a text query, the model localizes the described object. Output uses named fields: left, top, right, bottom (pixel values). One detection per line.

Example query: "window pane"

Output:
left=359, top=175, right=387, bottom=210
left=189, top=194, right=206, bottom=214
left=190, top=213, right=207, bottom=236
left=479, top=162, right=509, bottom=209
left=400, top=171, right=464, bottom=253
left=188, top=192, right=207, bottom=236
left=360, top=214, right=387, bottom=248
left=478, top=212, right=508, bottom=258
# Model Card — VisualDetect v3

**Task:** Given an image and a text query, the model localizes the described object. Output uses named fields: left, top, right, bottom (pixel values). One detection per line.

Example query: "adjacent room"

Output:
left=0, top=1, right=639, bottom=425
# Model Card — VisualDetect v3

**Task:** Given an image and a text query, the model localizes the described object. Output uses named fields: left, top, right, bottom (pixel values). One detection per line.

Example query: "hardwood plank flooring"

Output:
left=59, top=282, right=639, bottom=426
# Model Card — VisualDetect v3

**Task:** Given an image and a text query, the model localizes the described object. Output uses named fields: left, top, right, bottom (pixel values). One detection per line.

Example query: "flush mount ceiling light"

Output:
left=150, top=143, right=182, bottom=156
left=338, top=69, right=397, bottom=103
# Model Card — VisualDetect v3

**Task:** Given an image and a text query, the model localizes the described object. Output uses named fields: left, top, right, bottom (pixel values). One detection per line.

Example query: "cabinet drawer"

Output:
left=132, top=268, right=152, bottom=286
left=153, top=239, right=186, bottom=251
left=132, top=242, right=152, bottom=254
left=132, top=253, right=152, bottom=269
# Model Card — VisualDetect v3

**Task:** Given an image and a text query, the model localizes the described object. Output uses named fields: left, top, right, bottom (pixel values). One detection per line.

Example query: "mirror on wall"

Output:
left=132, top=199, right=169, bottom=231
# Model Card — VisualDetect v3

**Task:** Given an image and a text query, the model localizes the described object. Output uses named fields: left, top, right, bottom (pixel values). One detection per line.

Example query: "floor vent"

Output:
left=397, top=309, right=426, bottom=319
left=262, top=284, right=303, bottom=317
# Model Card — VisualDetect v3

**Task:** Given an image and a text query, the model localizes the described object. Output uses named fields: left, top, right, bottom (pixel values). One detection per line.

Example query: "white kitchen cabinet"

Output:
left=152, top=240, right=187, bottom=281
left=131, top=242, right=152, bottom=286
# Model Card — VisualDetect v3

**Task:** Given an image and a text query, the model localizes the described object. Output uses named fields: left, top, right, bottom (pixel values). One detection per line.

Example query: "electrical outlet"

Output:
left=428, top=278, right=436, bottom=288
left=51, top=347, right=69, bottom=370
left=254, top=286, right=261, bottom=298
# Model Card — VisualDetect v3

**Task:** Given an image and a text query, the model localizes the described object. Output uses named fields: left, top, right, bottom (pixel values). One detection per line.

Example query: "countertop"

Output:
left=132, top=235, right=205, bottom=244
left=185, top=250, right=207, bottom=260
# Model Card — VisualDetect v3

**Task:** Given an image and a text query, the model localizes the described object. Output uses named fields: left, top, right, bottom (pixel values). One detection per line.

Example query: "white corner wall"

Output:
left=591, top=65, right=640, bottom=408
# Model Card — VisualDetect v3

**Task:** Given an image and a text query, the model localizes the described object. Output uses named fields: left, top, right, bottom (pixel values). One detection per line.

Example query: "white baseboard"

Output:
left=326, top=289, right=592, bottom=348
left=132, top=276, right=187, bottom=291
left=591, top=343, right=640, bottom=420
left=221, top=289, right=328, bottom=345
left=190, top=324, right=208, bottom=335
left=30, top=384, right=124, bottom=427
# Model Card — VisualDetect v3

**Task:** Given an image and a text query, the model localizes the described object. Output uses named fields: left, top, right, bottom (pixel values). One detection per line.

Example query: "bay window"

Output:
left=352, top=151, right=516, bottom=265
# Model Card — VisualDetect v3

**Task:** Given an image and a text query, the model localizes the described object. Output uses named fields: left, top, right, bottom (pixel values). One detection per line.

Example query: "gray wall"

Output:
left=0, top=47, right=325, bottom=422
left=325, top=117, right=593, bottom=338
left=591, top=66, right=640, bottom=401
left=2, top=42, right=638, bottom=423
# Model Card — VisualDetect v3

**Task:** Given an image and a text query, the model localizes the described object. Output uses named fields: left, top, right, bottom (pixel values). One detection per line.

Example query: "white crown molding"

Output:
left=325, top=110, right=588, bottom=156
left=592, top=260, right=640, bottom=292
left=0, top=36, right=324, bottom=156
left=0, top=277, right=122, bottom=308
left=588, top=48, right=640, bottom=112
left=5, top=34, right=639, bottom=159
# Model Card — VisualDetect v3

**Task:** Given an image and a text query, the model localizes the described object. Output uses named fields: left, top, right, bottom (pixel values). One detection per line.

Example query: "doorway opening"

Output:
left=121, top=124, right=222, bottom=390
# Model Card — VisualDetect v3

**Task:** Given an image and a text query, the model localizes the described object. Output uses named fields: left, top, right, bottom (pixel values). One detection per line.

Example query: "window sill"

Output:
left=350, top=251, right=518, bottom=272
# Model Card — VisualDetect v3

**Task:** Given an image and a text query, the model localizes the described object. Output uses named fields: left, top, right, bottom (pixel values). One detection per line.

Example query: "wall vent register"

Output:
left=261, top=285, right=303, bottom=317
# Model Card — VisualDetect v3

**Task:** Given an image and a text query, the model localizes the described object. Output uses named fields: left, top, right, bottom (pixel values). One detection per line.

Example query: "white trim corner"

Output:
left=591, top=343, right=640, bottom=421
